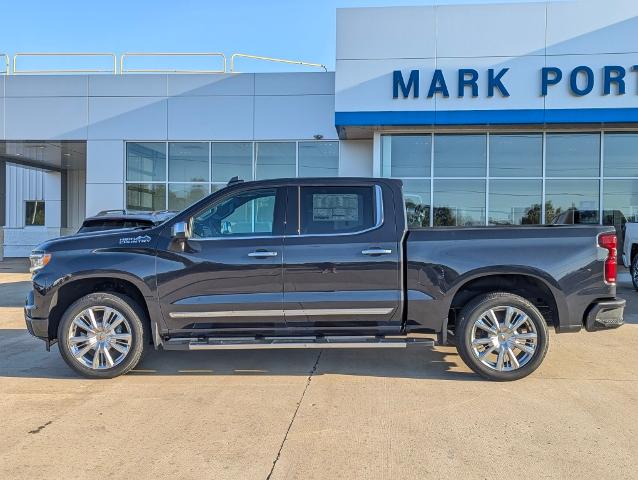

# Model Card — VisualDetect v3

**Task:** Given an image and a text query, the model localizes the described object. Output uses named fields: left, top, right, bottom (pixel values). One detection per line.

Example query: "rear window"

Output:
left=79, top=219, right=154, bottom=233
left=299, top=186, right=375, bottom=235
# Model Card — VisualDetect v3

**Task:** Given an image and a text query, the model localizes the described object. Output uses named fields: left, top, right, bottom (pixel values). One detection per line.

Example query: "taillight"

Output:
left=598, top=232, right=617, bottom=284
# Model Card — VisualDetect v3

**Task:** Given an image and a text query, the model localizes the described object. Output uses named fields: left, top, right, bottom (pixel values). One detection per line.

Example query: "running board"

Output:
left=162, top=336, right=435, bottom=351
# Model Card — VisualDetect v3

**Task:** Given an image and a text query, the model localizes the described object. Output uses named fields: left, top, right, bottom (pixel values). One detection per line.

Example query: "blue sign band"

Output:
left=335, top=108, right=638, bottom=126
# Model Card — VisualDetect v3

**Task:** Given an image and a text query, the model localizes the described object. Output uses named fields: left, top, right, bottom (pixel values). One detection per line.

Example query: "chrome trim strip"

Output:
left=169, top=307, right=394, bottom=319
left=284, top=308, right=393, bottom=317
left=170, top=310, right=285, bottom=319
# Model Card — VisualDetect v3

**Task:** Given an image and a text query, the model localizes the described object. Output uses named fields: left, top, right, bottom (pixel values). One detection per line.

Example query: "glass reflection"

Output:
left=402, top=179, right=431, bottom=227
left=434, top=179, right=486, bottom=226
left=489, top=179, right=541, bottom=225
left=545, top=179, right=599, bottom=224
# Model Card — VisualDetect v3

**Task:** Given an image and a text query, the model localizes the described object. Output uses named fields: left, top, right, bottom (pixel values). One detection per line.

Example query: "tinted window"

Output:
left=191, top=188, right=277, bottom=239
left=299, top=186, right=375, bottom=235
left=79, top=220, right=154, bottom=233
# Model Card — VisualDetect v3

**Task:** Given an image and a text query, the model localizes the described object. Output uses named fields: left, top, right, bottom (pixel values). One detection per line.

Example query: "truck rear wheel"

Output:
left=57, top=292, right=148, bottom=379
left=455, top=292, right=549, bottom=381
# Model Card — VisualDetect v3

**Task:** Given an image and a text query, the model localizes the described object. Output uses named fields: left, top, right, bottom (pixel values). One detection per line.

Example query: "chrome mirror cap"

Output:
left=171, top=221, right=190, bottom=240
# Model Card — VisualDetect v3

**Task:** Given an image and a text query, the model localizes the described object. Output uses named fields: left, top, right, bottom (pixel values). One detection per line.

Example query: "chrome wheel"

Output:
left=67, top=306, right=132, bottom=370
left=470, top=306, right=538, bottom=372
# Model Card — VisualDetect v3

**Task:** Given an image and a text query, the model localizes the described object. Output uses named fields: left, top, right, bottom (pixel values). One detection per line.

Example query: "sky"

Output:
left=0, top=0, right=537, bottom=72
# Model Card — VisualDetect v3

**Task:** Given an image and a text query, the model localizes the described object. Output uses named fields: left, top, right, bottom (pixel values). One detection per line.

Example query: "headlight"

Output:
left=29, top=252, right=51, bottom=273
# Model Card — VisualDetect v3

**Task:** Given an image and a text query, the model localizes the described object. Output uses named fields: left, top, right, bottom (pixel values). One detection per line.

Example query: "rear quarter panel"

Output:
left=405, top=226, right=615, bottom=332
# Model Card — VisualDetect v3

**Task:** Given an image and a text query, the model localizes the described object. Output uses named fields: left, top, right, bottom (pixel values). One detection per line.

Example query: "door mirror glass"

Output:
left=171, top=221, right=190, bottom=240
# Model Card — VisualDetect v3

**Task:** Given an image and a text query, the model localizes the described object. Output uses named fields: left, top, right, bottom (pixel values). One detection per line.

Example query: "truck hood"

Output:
left=33, top=227, right=160, bottom=254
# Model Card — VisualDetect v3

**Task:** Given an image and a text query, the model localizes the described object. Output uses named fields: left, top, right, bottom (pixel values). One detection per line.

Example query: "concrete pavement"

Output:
left=1, top=261, right=636, bottom=479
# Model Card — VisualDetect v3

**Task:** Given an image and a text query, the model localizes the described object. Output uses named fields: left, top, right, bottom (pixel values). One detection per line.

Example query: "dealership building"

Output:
left=1, top=0, right=638, bottom=257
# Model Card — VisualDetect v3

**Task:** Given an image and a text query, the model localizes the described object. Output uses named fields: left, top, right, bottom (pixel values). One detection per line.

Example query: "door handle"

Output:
left=248, top=250, right=278, bottom=258
left=361, top=248, right=392, bottom=256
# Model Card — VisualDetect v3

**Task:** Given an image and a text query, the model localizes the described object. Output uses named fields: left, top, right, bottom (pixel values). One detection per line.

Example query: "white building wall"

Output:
left=3, top=164, right=61, bottom=257
left=339, top=140, right=373, bottom=177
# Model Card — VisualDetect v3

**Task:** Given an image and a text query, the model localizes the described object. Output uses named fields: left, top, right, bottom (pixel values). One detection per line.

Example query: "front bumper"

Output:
left=24, top=289, right=49, bottom=340
left=585, top=298, right=626, bottom=332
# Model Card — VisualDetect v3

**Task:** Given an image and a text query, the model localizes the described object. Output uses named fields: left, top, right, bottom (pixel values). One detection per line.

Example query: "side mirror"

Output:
left=171, top=221, right=190, bottom=240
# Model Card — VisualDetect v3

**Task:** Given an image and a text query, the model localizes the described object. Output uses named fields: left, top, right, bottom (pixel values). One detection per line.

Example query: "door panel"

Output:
left=283, top=183, right=402, bottom=332
left=156, top=186, right=286, bottom=333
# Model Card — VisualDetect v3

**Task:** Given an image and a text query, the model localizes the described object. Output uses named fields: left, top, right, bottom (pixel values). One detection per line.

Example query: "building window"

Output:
left=381, top=135, right=431, bottom=178
left=379, top=131, right=628, bottom=227
left=125, top=140, right=339, bottom=212
left=489, top=179, right=541, bottom=225
left=168, top=143, right=209, bottom=182
left=546, top=133, right=600, bottom=177
left=434, top=134, right=486, bottom=178
left=126, top=142, right=166, bottom=182
left=25, top=201, right=45, bottom=226
left=545, top=179, right=600, bottom=224
left=168, top=184, right=209, bottom=211
left=403, top=179, right=431, bottom=228
left=603, top=133, right=638, bottom=178
left=212, top=142, right=253, bottom=183
left=434, top=179, right=486, bottom=226
left=298, top=141, right=339, bottom=177
left=255, top=142, right=296, bottom=180
left=489, top=134, right=542, bottom=178
left=126, top=183, right=166, bottom=211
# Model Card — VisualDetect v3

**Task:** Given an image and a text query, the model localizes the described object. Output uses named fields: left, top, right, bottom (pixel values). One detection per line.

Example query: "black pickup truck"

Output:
left=24, top=177, right=625, bottom=381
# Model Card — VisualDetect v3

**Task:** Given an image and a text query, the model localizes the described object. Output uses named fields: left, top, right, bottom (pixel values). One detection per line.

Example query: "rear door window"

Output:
left=299, top=186, right=375, bottom=235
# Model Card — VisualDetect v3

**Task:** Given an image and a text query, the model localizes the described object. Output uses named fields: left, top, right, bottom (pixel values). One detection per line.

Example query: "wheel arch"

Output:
left=445, top=269, right=566, bottom=334
left=47, top=274, right=154, bottom=341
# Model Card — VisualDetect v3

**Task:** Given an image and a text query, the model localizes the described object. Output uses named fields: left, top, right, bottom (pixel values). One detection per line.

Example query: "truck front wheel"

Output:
left=455, top=292, right=549, bottom=381
left=631, top=255, right=638, bottom=291
left=57, top=292, right=148, bottom=379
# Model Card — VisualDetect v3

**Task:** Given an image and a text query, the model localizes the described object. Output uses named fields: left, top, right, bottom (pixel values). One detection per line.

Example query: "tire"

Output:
left=455, top=292, right=549, bottom=381
left=631, top=255, right=638, bottom=291
left=57, top=292, right=148, bottom=379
